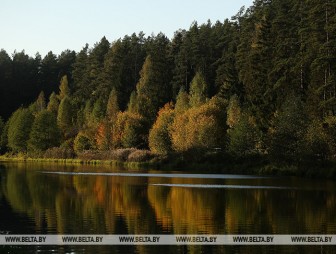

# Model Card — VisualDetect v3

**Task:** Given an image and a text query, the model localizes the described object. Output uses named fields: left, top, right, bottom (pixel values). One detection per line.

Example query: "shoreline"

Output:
left=1, top=155, right=336, bottom=180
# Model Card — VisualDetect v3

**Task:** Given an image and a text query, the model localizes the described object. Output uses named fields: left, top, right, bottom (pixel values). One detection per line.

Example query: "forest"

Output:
left=0, top=0, right=336, bottom=167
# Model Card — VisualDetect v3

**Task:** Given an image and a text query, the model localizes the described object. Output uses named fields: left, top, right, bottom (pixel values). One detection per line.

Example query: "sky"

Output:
left=0, top=0, right=254, bottom=57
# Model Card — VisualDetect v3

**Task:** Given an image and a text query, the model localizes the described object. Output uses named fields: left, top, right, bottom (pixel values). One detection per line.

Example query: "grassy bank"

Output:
left=0, top=154, right=158, bottom=170
left=1, top=152, right=336, bottom=179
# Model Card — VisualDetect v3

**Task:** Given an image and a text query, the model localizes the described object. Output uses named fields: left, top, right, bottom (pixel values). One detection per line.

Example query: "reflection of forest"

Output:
left=1, top=164, right=336, bottom=238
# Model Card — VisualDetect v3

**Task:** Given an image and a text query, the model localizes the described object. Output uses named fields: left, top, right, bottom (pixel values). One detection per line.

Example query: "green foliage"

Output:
left=322, top=116, right=336, bottom=157
left=226, top=94, right=241, bottom=128
left=59, top=75, right=70, bottom=100
left=57, top=96, right=73, bottom=131
left=0, top=117, right=5, bottom=153
left=0, top=117, right=4, bottom=140
left=113, top=111, right=146, bottom=148
left=3, top=1, right=336, bottom=164
left=269, top=95, right=308, bottom=163
left=28, top=110, right=61, bottom=152
left=92, top=98, right=106, bottom=121
left=227, top=114, right=262, bottom=157
left=175, top=88, right=189, bottom=114
left=35, top=91, right=46, bottom=113
left=189, top=72, right=209, bottom=107
left=106, top=88, right=119, bottom=122
left=303, top=120, right=330, bottom=160
left=74, top=132, right=93, bottom=154
left=47, top=92, right=60, bottom=114
left=0, top=120, right=9, bottom=153
left=170, top=97, right=227, bottom=153
left=135, top=56, right=160, bottom=122
left=127, top=91, right=137, bottom=113
left=7, top=108, right=34, bottom=152
left=149, top=103, right=175, bottom=155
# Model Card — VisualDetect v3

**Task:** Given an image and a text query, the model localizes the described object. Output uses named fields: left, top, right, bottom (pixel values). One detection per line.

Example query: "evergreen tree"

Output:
left=39, top=51, right=59, bottom=96
left=0, top=120, right=8, bottom=153
left=7, top=108, right=34, bottom=152
left=226, top=94, right=241, bottom=128
left=36, top=91, right=46, bottom=112
left=135, top=55, right=164, bottom=123
left=269, top=95, right=308, bottom=163
left=175, top=87, right=190, bottom=114
left=228, top=114, right=262, bottom=157
left=47, top=92, right=60, bottom=115
left=127, top=91, right=137, bottom=113
left=0, top=49, right=13, bottom=119
left=59, top=75, right=70, bottom=100
left=0, top=117, right=4, bottom=153
left=106, top=88, right=119, bottom=123
left=92, top=98, right=106, bottom=121
left=189, top=72, right=209, bottom=107
left=57, top=96, right=73, bottom=133
left=28, top=110, right=61, bottom=152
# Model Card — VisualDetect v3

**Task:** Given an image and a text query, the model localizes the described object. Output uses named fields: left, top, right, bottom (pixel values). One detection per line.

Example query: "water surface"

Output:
left=0, top=162, right=335, bottom=253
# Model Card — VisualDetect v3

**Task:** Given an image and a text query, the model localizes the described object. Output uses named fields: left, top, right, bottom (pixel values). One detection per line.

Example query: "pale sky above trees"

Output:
left=0, top=0, right=253, bottom=57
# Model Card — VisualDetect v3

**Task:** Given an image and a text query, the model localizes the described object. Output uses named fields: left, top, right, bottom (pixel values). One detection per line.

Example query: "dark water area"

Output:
left=0, top=162, right=336, bottom=253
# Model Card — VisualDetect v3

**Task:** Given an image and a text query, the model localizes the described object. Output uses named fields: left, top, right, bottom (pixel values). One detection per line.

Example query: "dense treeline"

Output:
left=1, top=0, right=336, bottom=166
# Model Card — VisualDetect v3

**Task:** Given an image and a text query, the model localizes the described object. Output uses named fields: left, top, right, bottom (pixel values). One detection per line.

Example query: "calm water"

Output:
left=0, top=162, right=336, bottom=254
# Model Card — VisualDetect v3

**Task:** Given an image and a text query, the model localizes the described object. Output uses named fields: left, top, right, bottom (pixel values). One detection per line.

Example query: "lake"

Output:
left=0, top=162, right=335, bottom=253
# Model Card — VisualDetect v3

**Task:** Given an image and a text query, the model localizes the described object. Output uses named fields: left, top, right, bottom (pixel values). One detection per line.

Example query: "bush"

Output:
left=101, top=148, right=136, bottom=161
left=77, top=150, right=101, bottom=161
left=127, top=149, right=153, bottom=162
left=44, top=147, right=75, bottom=159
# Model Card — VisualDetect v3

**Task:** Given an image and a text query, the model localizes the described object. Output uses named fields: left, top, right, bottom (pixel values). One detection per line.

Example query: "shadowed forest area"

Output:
left=1, top=0, right=336, bottom=170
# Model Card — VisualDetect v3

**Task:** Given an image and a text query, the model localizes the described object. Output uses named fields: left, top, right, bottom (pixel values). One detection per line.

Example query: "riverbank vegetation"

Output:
left=1, top=0, right=336, bottom=173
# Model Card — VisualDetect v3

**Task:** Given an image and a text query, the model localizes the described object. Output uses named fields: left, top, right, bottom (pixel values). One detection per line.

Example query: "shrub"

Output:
left=44, top=147, right=75, bottom=159
left=101, top=148, right=136, bottom=161
left=77, top=150, right=101, bottom=161
left=127, top=149, right=153, bottom=162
